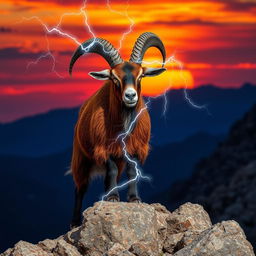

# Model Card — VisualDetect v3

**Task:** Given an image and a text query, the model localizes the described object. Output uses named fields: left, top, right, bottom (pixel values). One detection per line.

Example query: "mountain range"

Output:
left=0, top=84, right=256, bottom=157
left=162, top=103, right=256, bottom=248
left=0, top=83, right=256, bottom=251
left=0, top=131, right=222, bottom=252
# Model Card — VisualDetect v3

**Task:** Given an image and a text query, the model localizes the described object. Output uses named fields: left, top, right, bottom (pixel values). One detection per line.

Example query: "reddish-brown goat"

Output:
left=69, top=32, right=166, bottom=227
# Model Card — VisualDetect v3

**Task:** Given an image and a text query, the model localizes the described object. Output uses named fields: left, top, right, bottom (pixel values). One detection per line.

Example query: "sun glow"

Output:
left=140, top=52, right=194, bottom=95
left=142, top=69, right=194, bottom=95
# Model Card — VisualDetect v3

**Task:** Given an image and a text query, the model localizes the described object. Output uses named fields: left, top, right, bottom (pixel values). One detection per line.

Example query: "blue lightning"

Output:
left=23, top=0, right=134, bottom=75
left=102, top=54, right=210, bottom=201
left=21, top=0, right=209, bottom=203
left=174, top=58, right=210, bottom=113
left=26, top=36, right=63, bottom=78
left=101, top=90, right=172, bottom=202
left=106, top=0, right=135, bottom=51
left=101, top=101, right=151, bottom=201
left=141, top=55, right=210, bottom=113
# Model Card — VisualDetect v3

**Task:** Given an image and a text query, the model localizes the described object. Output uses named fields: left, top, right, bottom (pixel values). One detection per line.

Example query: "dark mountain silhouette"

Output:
left=0, top=84, right=255, bottom=157
left=162, top=103, right=256, bottom=248
left=142, top=132, right=224, bottom=199
left=1, top=83, right=256, bottom=252
left=0, top=131, right=222, bottom=252
left=0, top=108, right=78, bottom=157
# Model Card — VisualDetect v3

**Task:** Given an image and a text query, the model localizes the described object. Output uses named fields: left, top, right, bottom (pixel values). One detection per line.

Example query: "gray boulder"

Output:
left=1, top=202, right=254, bottom=256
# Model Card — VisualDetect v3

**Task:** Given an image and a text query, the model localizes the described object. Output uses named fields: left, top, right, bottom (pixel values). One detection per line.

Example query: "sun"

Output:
left=139, top=50, right=194, bottom=96
left=141, top=66, right=194, bottom=96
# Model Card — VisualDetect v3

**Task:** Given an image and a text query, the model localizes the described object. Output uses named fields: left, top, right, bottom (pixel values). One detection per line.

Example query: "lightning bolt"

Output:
left=102, top=54, right=210, bottom=201
left=101, top=90, right=173, bottom=202
left=141, top=54, right=210, bottom=113
left=26, top=35, right=63, bottom=78
left=23, top=0, right=134, bottom=75
left=106, top=0, right=135, bottom=51
left=101, top=100, right=151, bottom=201
left=20, top=0, right=144, bottom=202
left=20, top=0, right=209, bottom=203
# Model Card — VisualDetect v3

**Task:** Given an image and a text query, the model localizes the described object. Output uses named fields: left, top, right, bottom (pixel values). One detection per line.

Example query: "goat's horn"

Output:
left=129, top=32, right=166, bottom=67
left=69, top=38, right=123, bottom=75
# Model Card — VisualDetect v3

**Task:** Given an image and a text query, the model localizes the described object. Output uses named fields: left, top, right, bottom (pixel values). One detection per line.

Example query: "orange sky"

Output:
left=0, top=0, right=256, bottom=121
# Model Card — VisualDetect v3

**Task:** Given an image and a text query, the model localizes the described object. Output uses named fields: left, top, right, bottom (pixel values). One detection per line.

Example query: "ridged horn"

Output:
left=129, top=32, right=166, bottom=67
left=69, top=38, right=123, bottom=75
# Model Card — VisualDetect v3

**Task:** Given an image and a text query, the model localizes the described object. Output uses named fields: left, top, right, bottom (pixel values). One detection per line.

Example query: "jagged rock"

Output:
left=168, top=104, right=256, bottom=247
left=53, top=239, right=82, bottom=256
left=38, top=238, right=59, bottom=253
left=69, top=201, right=169, bottom=256
left=1, top=241, right=52, bottom=256
left=173, top=221, right=255, bottom=256
left=163, top=203, right=212, bottom=254
left=1, top=202, right=254, bottom=256
left=107, top=243, right=133, bottom=256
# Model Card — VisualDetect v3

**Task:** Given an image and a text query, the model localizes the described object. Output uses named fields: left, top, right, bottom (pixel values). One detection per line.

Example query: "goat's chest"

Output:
left=107, top=111, right=140, bottom=158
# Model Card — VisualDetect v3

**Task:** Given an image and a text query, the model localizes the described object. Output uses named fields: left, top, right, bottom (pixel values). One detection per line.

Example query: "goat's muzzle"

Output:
left=122, top=87, right=138, bottom=108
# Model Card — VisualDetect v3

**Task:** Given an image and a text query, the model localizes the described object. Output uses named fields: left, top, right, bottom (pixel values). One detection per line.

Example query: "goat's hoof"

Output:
left=106, top=195, right=120, bottom=202
left=128, top=196, right=141, bottom=203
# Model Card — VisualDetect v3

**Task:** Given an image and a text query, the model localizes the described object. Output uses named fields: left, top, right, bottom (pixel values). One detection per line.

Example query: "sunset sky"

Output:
left=0, top=0, right=256, bottom=122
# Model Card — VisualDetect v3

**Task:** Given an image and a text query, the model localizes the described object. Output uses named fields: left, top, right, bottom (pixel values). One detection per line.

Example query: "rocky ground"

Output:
left=168, top=104, right=256, bottom=247
left=1, top=201, right=254, bottom=256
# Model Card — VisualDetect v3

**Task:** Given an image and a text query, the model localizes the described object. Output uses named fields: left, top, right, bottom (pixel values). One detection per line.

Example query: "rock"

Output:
left=107, top=243, right=133, bottom=256
left=168, top=104, right=256, bottom=247
left=1, top=202, right=254, bottom=256
left=53, top=239, right=82, bottom=256
left=129, top=243, right=151, bottom=256
left=163, top=203, right=212, bottom=254
left=173, top=220, right=255, bottom=256
left=1, top=241, right=52, bottom=256
left=38, top=238, right=59, bottom=253
left=72, top=201, right=169, bottom=256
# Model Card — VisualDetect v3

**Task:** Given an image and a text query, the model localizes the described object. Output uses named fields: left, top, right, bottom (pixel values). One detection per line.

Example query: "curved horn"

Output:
left=129, top=32, right=166, bottom=67
left=69, top=38, right=123, bottom=75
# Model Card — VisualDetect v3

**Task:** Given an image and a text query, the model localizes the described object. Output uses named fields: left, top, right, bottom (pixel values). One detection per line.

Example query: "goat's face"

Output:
left=70, top=32, right=167, bottom=108
left=89, top=62, right=166, bottom=108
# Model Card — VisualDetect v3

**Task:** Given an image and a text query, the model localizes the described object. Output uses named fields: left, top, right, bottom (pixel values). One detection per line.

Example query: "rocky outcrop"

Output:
left=168, top=103, right=256, bottom=247
left=1, top=202, right=254, bottom=256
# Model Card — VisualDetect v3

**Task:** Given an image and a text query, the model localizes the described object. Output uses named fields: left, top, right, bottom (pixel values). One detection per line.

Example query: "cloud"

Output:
left=1, top=0, right=256, bottom=122
left=187, top=62, right=256, bottom=69
left=177, top=45, right=256, bottom=65
left=22, top=0, right=126, bottom=6
left=0, top=27, right=13, bottom=33
left=0, top=47, right=45, bottom=60
left=220, top=0, right=256, bottom=12
left=152, top=19, right=221, bottom=26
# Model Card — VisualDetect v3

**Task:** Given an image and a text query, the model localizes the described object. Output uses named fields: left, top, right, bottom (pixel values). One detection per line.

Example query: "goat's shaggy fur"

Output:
left=71, top=81, right=150, bottom=189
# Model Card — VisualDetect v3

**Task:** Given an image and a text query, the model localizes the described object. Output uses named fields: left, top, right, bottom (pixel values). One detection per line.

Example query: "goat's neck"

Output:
left=122, top=108, right=137, bottom=134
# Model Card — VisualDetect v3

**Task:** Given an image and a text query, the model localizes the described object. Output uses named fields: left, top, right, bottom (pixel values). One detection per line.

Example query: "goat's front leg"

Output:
left=104, top=158, right=120, bottom=202
left=126, top=157, right=141, bottom=203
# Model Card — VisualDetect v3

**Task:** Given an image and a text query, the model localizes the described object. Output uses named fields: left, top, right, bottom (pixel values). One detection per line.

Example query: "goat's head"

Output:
left=69, top=32, right=166, bottom=108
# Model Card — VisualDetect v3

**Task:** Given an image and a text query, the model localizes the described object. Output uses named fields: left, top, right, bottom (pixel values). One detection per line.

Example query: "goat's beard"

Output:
left=122, top=107, right=137, bottom=133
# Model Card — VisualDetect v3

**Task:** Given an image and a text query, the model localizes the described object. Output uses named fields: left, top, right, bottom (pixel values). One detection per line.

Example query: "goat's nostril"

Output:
left=125, top=92, right=136, bottom=100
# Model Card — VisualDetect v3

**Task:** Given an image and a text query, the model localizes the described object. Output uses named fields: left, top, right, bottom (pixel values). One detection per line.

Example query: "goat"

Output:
left=69, top=32, right=166, bottom=227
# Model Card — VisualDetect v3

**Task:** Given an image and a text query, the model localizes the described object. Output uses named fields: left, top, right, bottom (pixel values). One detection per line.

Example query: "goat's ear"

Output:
left=88, top=69, right=110, bottom=80
left=143, top=67, right=166, bottom=77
